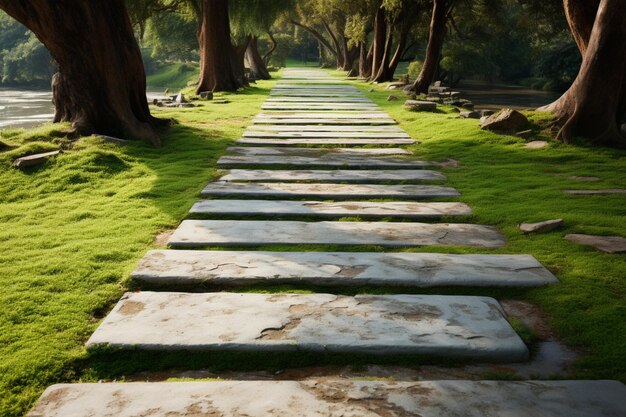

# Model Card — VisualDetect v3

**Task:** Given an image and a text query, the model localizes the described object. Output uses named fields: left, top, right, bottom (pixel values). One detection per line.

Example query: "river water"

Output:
left=0, top=83, right=562, bottom=131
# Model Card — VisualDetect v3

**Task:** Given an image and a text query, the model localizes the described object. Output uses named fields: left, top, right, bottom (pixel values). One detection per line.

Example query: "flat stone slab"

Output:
left=218, top=148, right=427, bottom=168
left=519, top=219, right=564, bottom=234
left=262, top=104, right=380, bottom=111
left=13, top=150, right=60, bottom=168
left=273, top=85, right=359, bottom=90
left=266, top=97, right=373, bottom=103
left=219, top=169, right=446, bottom=183
left=243, top=131, right=410, bottom=139
left=189, top=200, right=472, bottom=219
left=133, top=250, right=558, bottom=288
left=256, top=112, right=393, bottom=119
left=565, top=234, right=626, bottom=253
left=167, top=220, right=505, bottom=248
left=246, top=125, right=406, bottom=132
left=270, top=91, right=366, bottom=97
left=86, top=292, right=526, bottom=360
left=29, top=380, right=626, bottom=417
left=224, top=147, right=411, bottom=155
left=201, top=182, right=460, bottom=199
left=564, top=189, right=626, bottom=195
left=238, top=138, right=414, bottom=145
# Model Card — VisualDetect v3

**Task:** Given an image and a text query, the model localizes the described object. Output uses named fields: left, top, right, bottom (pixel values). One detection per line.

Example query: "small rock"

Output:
left=568, top=176, right=600, bottom=182
left=480, top=116, right=489, bottom=124
left=175, top=93, right=187, bottom=104
left=199, top=91, right=214, bottom=100
left=152, top=98, right=159, bottom=106
left=565, top=234, right=626, bottom=254
left=95, top=135, right=129, bottom=146
left=461, top=102, right=474, bottom=110
left=459, top=111, right=480, bottom=119
left=516, top=129, right=533, bottom=139
left=404, top=100, right=437, bottom=112
left=519, top=219, right=564, bottom=234
left=155, top=101, right=164, bottom=107
left=13, top=150, right=60, bottom=168
left=525, top=140, right=548, bottom=149
left=481, top=108, right=529, bottom=132
left=212, top=99, right=230, bottom=105
left=564, top=189, right=626, bottom=195
left=387, top=95, right=399, bottom=101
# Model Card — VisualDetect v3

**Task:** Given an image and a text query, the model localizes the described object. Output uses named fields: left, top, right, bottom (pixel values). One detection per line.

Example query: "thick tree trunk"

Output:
left=407, top=0, right=449, bottom=93
left=539, top=0, right=626, bottom=147
left=0, top=0, right=161, bottom=146
left=358, top=42, right=371, bottom=79
left=197, top=0, right=239, bottom=93
left=388, top=16, right=415, bottom=77
left=370, top=3, right=387, bottom=82
left=246, top=36, right=271, bottom=80
left=231, top=36, right=251, bottom=87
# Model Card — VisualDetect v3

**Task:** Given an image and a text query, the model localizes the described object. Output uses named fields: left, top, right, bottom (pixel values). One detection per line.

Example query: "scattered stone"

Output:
left=565, top=234, right=626, bottom=253
left=480, top=115, right=489, bottom=124
left=199, top=91, right=214, bottom=100
left=569, top=176, right=600, bottom=181
left=174, top=93, right=186, bottom=104
left=212, top=99, right=230, bottom=104
left=405, top=100, right=437, bottom=112
left=386, top=81, right=406, bottom=90
left=95, top=134, right=129, bottom=146
left=525, top=140, right=548, bottom=149
left=481, top=108, right=529, bottom=132
left=28, top=380, right=626, bottom=417
left=13, top=150, right=60, bottom=168
left=564, top=189, right=626, bottom=195
left=461, top=102, right=475, bottom=110
left=87, top=292, right=526, bottom=360
left=519, top=219, right=564, bottom=234
left=151, top=98, right=159, bottom=106
left=516, top=129, right=533, bottom=139
left=459, top=111, right=480, bottom=119
left=387, top=95, right=399, bottom=101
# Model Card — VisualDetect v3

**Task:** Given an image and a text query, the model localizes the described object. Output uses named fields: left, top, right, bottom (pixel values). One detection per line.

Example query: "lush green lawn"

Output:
left=1, top=67, right=625, bottom=415
left=146, top=62, right=200, bottom=89
left=0, top=78, right=277, bottom=416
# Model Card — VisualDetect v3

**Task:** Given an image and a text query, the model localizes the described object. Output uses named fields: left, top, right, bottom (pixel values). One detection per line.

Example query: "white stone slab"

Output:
left=218, top=149, right=427, bottom=168
left=28, top=380, right=626, bottom=417
left=86, top=292, right=526, bottom=360
left=133, top=250, right=558, bottom=288
left=190, top=200, right=472, bottom=219
left=256, top=112, right=392, bottom=119
left=238, top=138, right=414, bottom=145
left=167, top=220, right=505, bottom=248
left=246, top=125, right=406, bottom=132
left=243, top=131, right=410, bottom=139
left=273, top=85, right=359, bottom=89
left=201, top=182, right=460, bottom=199
left=262, top=106, right=380, bottom=111
left=270, top=91, right=365, bottom=97
left=225, top=147, right=411, bottom=155
left=220, top=169, right=446, bottom=183
left=252, top=120, right=399, bottom=126
left=267, top=97, right=373, bottom=103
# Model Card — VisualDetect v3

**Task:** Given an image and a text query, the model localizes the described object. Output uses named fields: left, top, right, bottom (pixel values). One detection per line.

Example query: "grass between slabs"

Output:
left=1, top=67, right=625, bottom=415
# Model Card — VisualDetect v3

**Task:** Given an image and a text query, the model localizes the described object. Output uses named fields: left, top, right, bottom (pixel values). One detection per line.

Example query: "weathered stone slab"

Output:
left=28, top=380, right=626, bottom=417
left=266, top=97, right=373, bottom=103
left=519, top=219, right=564, bottom=234
left=28, top=379, right=626, bottom=417
left=201, top=182, right=460, bottom=199
left=190, top=200, right=472, bottom=219
left=270, top=91, right=365, bottom=97
left=256, top=112, right=392, bottom=119
left=217, top=150, right=427, bottom=168
left=167, top=220, right=505, bottom=248
left=86, top=292, right=525, bottom=360
left=220, top=169, right=446, bottom=183
left=238, top=138, right=414, bottom=145
left=564, top=189, right=626, bottom=195
left=252, top=119, right=398, bottom=126
left=565, top=234, right=626, bottom=253
left=246, top=125, right=406, bottom=132
left=224, top=147, right=411, bottom=155
left=242, top=131, right=410, bottom=139
left=273, top=85, right=359, bottom=89
left=13, top=150, right=60, bottom=168
left=133, top=250, right=558, bottom=288
left=262, top=104, right=380, bottom=111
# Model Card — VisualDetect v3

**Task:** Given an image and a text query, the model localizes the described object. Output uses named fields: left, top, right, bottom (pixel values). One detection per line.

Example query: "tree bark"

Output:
left=539, top=0, right=626, bottom=147
left=407, top=0, right=449, bottom=93
left=322, top=20, right=344, bottom=69
left=388, top=15, right=415, bottom=77
left=246, top=36, right=271, bottom=80
left=263, top=31, right=278, bottom=65
left=371, top=28, right=394, bottom=83
left=370, top=3, right=387, bottom=82
left=0, top=0, right=162, bottom=146
left=231, top=36, right=251, bottom=87
left=197, top=0, right=240, bottom=93
left=358, top=42, right=371, bottom=79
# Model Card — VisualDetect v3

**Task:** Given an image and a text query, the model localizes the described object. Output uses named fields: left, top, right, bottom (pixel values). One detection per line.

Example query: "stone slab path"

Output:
left=201, top=182, right=461, bottom=199
left=29, top=67, right=624, bottom=415
left=133, top=250, right=558, bottom=288
left=168, top=220, right=505, bottom=248
left=29, top=381, right=626, bottom=417
left=86, top=292, right=528, bottom=360
left=219, top=169, right=446, bottom=182
left=189, top=200, right=472, bottom=219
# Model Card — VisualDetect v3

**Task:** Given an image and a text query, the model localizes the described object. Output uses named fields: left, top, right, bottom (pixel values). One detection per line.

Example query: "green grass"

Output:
left=2, top=66, right=626, bottom=415
left=0, top=76, right=278, bottom=416
left=146, top=62, right=200, bottom=89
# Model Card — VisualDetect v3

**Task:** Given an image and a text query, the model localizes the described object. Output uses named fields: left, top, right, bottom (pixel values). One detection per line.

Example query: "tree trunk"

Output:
left=388, top=15, right=415, bottom=77
left=370, top=3, right=387, bottom=82
left=539, top=0, right=626, bottom=147
left=263, top=31, right=277, bottom=65
left=231, top=36, right=251, bottom=87
left=371, top=27, right=394, bottom=83
left=197, top=0, right=239, bottom=93
left=322, top=20, right=344, bottom=69
left=0, top=0, right=162, bottom=146
left=358, top=42, right=370, bottom=79
left=407, top=0, right=449, bottom=93
left=246, top=36, right=271, bottom=80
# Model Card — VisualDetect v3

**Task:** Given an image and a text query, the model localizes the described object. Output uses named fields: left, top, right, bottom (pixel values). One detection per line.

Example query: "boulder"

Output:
left=481, top=108, right=529, bottom=132
left=387, top=95, right=399, bottom=102
left=405, top=100, right=437, bottom=112
left=459, top=111, right=481, bottom=119
left=519, top=219, right=563, bottom=234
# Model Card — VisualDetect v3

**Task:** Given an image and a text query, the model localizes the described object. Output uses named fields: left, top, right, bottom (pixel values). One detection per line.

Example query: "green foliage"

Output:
left=407, top=60, right=423, bottom=79
left=145, top=62, right=199, bottom=88
left=144, top=10, right=198, bottom=62
left=269, top=34, right=294, bottom=67
left=534, top=36, right=581, bottom=91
